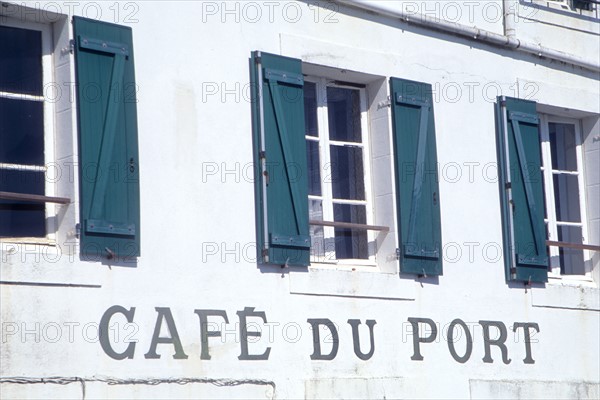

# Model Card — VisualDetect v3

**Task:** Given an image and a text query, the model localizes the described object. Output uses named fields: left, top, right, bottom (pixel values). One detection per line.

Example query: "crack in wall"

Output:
left=0, top=376, right=277, bottom=400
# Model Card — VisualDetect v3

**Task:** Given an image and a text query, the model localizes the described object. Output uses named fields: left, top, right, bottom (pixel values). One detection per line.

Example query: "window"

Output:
left=251, top=51, right=443, bottom=277
left=304, top=79, right=374, bottom=264
left=0, top=10, right=141, bottom=262
left=0, top=20, right=67, bottom=241
left=540, top=115, right=593, bottom=277
left=495, top=97, right=598, bottom=284
left=541, top=0, right=595, bottom=11
left=1, top=23, right=50, bottom=238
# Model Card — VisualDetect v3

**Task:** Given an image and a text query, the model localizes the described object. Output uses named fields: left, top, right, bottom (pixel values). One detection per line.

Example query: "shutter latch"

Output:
left=105, top=247, right=116, bottom=260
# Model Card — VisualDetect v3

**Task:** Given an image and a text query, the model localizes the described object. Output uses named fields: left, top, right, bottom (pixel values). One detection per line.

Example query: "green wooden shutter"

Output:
left=250, top=51, right=310, bottom=267
left=390, top=78, right=442, bottom=276
left=74, top=17, right=140, bottom=260
left=496, top=97, right=547, bottom=283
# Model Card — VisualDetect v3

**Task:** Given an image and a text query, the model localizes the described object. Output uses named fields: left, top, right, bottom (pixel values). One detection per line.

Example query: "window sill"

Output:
left=0, top=237, right=56, bottom=246
left=289, top=267, right=415, bottom=300
left=531, top=280, right=600, bottom=311
left=1, top=241, right=102, bottom=288
left=309, top=259, right=378, bottom=270
left=547, top=273, right=596, bottom=285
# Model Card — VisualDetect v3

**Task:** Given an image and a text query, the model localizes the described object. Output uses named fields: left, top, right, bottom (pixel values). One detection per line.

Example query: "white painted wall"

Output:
left=1, top=1, right=599, bottom=399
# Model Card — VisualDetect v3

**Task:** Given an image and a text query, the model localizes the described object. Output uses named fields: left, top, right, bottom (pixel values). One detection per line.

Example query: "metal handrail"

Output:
left=546, top=240, right=600, bottom=251
left=0, top=191, right=70, bottom=205
left=309, top=220, right=389, bottom=232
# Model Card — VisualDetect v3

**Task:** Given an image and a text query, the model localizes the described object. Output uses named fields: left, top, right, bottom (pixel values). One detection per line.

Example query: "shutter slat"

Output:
left=266, top=79, right=307, bottom=237
left=403, top=99, right=440, bottom=260
left=88, top=54, right=126, bottom=221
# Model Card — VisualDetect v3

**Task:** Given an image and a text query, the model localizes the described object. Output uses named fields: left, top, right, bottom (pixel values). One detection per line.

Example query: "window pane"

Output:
left=0, top=97, right=44, bottom=165
left=549, top=123, right=578, bottom=172
left=0, top=169, right=46, bottom=237
left=0, top=25, right=43, bottom=96
left=330, top=145, right=365, bottom=200
left=306, top=140, right=322, bottom=196
left=553, top=173, right=581, bottom=223
left=327, top=87, right=361, bottom=143
left=333, top=203, right=368, bottom=259
left=557, top=226, right=585, bottom=275
left=304, top=81, right=318, bottom=137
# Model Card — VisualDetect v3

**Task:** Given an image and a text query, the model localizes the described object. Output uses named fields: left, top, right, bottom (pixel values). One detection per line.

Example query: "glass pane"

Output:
left=549, top=123, right=578, bottom=172
left=306, top=140, right=321, bottom=196
left=304, top=81, right=318, bottom=137
left=553, top=173, right=581, bottom=223
left=330, top=145, right=365, bottom=200
left=333, top=203, right=368, bottom=260
left=327, top=87, right=361, bottom=143
left=0, top=25, right=43, bottom=96
left=0, top=97, right=44, bottom=165
left=0, top=169, right=46, bottom=237
left=309, top=199, right=325, bottom=261
left=557, top=226, right=585, bottom=275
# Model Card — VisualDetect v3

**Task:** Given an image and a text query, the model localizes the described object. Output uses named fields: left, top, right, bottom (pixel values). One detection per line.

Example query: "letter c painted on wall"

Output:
left=99, top=305, right=136, bottom=360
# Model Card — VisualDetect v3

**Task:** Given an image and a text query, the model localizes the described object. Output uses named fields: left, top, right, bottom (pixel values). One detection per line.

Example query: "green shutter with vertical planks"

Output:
left=74, top=17, right=140, bottom=260
left=496, top=97, right=548, bottom=283
left=250, top=51, right=310, bottom=267
left=390, top=78, right=442, bottom=276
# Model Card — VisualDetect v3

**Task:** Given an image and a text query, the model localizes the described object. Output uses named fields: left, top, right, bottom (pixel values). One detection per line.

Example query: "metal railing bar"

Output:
left=310, top=219, right=389, bottom=232
left=0, top=191, right=70, bottom=205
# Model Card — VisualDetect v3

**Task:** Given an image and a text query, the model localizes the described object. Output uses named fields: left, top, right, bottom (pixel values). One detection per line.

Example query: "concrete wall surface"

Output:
left=1, top=1, right=599, bottom=399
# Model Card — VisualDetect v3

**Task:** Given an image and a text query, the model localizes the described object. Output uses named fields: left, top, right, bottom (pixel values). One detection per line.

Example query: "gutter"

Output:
left=337, top=0, right=600, bottom=73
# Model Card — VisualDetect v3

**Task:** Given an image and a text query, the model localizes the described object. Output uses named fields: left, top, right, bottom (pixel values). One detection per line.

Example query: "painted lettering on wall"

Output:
left=99, top=306, right=539, bottom=365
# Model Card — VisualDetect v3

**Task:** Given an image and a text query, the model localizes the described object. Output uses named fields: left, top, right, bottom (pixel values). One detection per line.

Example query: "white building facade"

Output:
left=1, top=0, right=599, bottom=398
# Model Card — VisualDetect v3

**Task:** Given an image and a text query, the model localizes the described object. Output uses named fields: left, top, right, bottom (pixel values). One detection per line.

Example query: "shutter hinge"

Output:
left=75, top=223, right=80, bottom=239
left=378, top=97, right=391, bottom=109
left=262, top=248, right=269, bottom=263
left=505, top=182, right=511, bottom=190
left=255, top=56, right=262, bottom=64
left=259, top=151, right=266, bottom=160
left=62, top=40, right=74, bottom=56
left=395, top=248, right=401, bottom=260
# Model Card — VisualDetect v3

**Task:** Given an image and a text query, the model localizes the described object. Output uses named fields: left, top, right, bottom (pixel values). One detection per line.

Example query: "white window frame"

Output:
left=539, top=114, right=593, bottom=281
left=531, top=0, right=597, bottom=12
left=305, top=76, right=376, bottom=269
left=0, top=18, right=57, bottom=245
left=0, top=8, right=78, bottom=264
